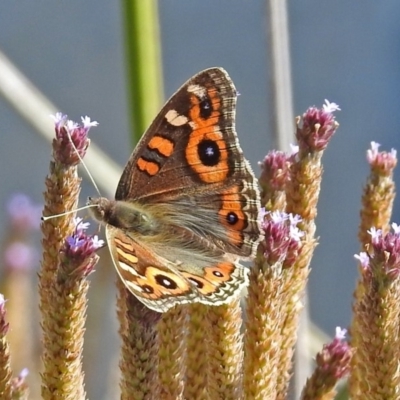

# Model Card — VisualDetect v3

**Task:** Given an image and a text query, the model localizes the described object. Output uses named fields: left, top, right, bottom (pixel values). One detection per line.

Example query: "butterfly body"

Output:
left=89, top=68, right=262, bottom=312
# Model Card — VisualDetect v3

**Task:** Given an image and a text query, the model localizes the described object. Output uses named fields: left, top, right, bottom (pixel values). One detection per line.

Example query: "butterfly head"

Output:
left=88, top=197, right=159, bottom=237
left=87, top=197, right=115, bottom=226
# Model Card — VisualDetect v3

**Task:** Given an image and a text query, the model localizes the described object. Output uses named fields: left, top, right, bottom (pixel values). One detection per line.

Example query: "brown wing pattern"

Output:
left=115, top=68, right=247, bottom=201
left=107, top=226, right=248, bottom=312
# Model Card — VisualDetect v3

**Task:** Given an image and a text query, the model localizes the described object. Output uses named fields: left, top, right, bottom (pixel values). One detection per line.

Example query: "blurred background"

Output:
left=1, top=1, right=400, bottom=398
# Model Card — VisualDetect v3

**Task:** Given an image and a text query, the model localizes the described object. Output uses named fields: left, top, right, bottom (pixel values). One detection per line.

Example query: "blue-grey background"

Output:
left=1, top=1, right=400, bottom=398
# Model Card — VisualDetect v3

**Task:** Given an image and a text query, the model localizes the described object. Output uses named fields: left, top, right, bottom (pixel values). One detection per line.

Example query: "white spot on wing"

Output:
left=187, top=84, right=207, bottom=98
left=165, top=109, right=188, bottom=126
left=125, top=281, right=142, bottom=292
left=119, top=261, right=140, bottom=276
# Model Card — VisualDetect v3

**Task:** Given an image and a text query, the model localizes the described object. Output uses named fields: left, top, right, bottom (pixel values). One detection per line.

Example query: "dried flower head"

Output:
left=296, top=99, right=340, bottom=153
left=51, top=113, right=98, bottom=166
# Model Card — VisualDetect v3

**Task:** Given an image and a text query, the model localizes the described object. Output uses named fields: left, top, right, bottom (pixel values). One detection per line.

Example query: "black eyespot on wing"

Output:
left=226, top=212, right=239, bottom=225
left=199, top=96, right=213, bottom=119
left=155, top=274, right=178, bottom=290
left=212, top=270, right=224, bottom=278
left=142, top=284, right=154, bottom=294
left=187, top=277, right=204, bottom=289
left=198, top=139, right=220, bottom=166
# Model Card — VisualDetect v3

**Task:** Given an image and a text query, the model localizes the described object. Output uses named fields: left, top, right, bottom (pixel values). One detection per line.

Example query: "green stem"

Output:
left=121, top=0, right=164, bottom=144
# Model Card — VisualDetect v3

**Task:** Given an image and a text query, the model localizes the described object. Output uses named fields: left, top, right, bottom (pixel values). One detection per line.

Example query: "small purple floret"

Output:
left=262, top=211, right=303, bottom=267
left=51, top=113, right=98, bottom=166
left=7, top=193, right=41, bottom=231
left=4, top=242, right=36, bottom=272
left=359, top=224, right=400, bottom=281
left=316, top=326, right=352, bottom=379
left=296, top=99, right=340, bottom=152
left=366, top=141, right=397, bottom=175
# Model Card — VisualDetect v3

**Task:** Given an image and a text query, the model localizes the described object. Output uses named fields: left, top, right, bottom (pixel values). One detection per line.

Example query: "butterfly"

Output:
left=88, top=67, right=262, bottom=312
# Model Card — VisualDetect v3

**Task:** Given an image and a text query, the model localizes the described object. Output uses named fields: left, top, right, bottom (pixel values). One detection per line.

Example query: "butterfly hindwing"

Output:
left=107, top=226, right=248, bottom=312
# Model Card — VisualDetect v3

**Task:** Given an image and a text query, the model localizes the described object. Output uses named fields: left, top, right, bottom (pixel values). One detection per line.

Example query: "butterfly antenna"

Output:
left=66, top=130, right=102, bottom=198
left=42, top=204, right=97, bottom=221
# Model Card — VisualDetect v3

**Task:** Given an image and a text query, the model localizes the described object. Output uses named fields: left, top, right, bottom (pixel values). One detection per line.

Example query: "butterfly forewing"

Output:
left=116, top=68, right=242, bottom=200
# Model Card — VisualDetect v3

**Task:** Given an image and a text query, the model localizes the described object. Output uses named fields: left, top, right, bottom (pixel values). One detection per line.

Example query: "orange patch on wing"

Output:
left=116, top=247, right=138, bottom=265
left=115, top=237, right=135, bottom=253
left=185, top=86, right=230, bottom=183
left=204, top=262, right=234, bottom=282
left=148, top=135, right=174, bottom=157
left=189, top=87, right=221, bottom=129
left=135, top=267, right=191, bottom=299
left=221, top=187, right=241, bottom=210
left=218, top=189, right=246, bottom=245
left=182, top=262, right=235, bottom=296
left=185, top=130, right=229, bottom=183
left=137, top=157, right=160, bottom=176
left=226, top=230, right=243, bottom=247
left=219, top=208, right=246, bottom=229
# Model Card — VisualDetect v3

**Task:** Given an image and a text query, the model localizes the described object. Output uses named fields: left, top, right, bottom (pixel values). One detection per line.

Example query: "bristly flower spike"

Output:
left=352, top=223, right=400, bottom=397
left=0, top=294, right=12, bottom=399
left=40, top=113, right=98, bottom=400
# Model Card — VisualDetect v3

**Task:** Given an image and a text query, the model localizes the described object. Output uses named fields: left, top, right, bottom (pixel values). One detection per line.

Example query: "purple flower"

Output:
left=11, top=368, right=29, bottom=395
left=366, top=141, right=397, bottom=175
left=359, top=224, right=400, bottom=281
left=289, top=144, right=299, bottom=155
left=322, top=99, right=341, bottom=113
left=18, top=368, right=29, bottom=379
left=51, top=113, right=98, bottom=166
left=316, top=326, right=353, bottom=379
left=296, top=99, right=340, bottom=152
left=392, top=222, right=400, bottom=234
left=65, top=228, right=104, bottom=260
left=4, top=242, right=37, bottom=272
left=73, top=217, right=90, bottom=233
left=262, top=211, right=303, bottom=268
left=51, top=112, right=67, bottom=129
left=0, top=294, right=9, bottom=336
left=354, top=251, right=370, bottom=270
left=259, top=150, right=293, bottom=191
left=60, top=219, right=104, bottom=280
left=7, top=193, right=41, bottom=231
left=367, top=227, right=382, bottom=244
